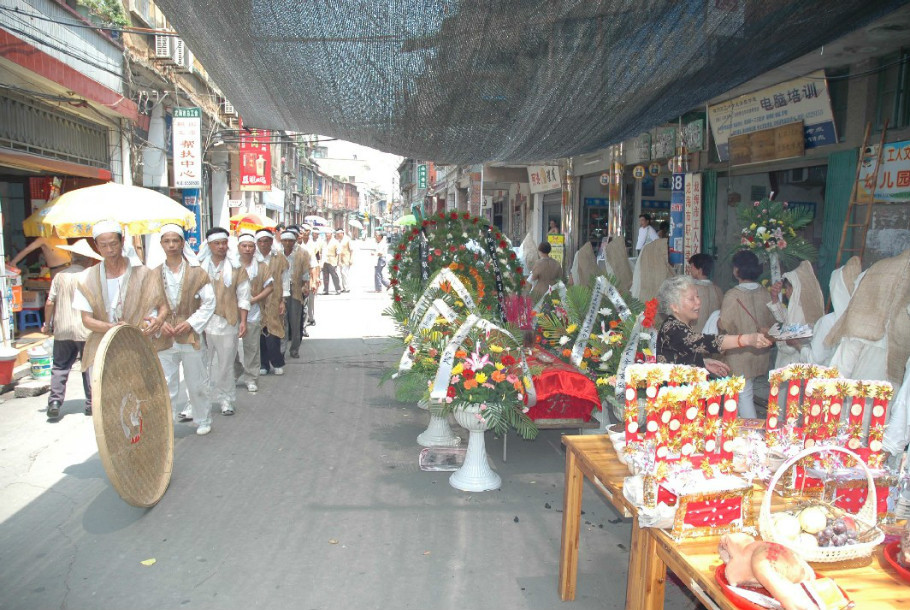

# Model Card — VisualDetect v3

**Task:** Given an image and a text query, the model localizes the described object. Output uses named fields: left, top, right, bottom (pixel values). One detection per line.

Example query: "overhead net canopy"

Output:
left=156, top=0, right=905, bottom=164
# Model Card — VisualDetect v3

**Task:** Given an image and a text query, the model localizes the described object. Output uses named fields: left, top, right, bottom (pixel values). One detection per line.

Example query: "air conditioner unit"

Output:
left=154, top=35, right=174, bottom=61
left=790, top=167, right=808, bottom=183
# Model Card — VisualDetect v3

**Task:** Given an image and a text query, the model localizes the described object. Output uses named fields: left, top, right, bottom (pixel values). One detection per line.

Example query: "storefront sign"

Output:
left=625, top=133, right=652, bottom=164
left=172, top=107, right=201, bottom=189
left=651, top=126, right=677, bottom=160
left=729, top=121, right=805, bottom=165
left=547, top=234, right=564, bottom=264
left=632, top=165, right=646, bottom=180
left=680, top=118, right=705, bottom=152
left=669, top=173, right=685, bottom=265
left=683, top=173, right=702, bottom=264
left=527, top=165, right=561, bottom=194
left=708, top=70, right=836, bottom=161
left=182, top=189, right=202, bottom=252
left=857, top=139, right=910, bottom=202
left=239, top=119, right=272, bottom=192
left=417, top=163, right=428, bottom=189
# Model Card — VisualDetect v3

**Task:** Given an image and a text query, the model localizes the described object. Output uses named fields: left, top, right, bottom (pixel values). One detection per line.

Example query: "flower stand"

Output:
left=417, top=400, right=461, bottom=448
left=450, top=404, right=501, bottom=492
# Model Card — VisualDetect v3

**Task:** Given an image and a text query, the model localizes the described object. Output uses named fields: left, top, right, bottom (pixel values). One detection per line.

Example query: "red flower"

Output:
left=520, top=279, right=526, bottom=286
left=501, top=355, right=516, bottom=366
left=449, top=246, right=456, bottom=252
left=408, top=346, right=415, bottom=353
left=422, top=220, right=430, bottom=227
left=446, top=386, right=456, bottom=398
left=459, top=245, right=466, bottom=251
left=390, top=279, right=399, bottom=285
left=427, top=255, right=433, bottom=262
left=450, top=212, right=458, bottom=219
left=462, top=369, right=475, bottom=380
left=463, top=213, right=470, bottom=219
left=398, top=244, right=406, bottom=251
left=516, top=267, right=523, bottom=274
left=394, top=253, right=402, bottom=260
left=499, top=240, right=507, bottom=249
left=395, top=295, right=401, bottom=302
left=438, top=212, right=445, bottom=219
left=472, top=218, right=479, bottom=224
left=434, top=249, right=442, bottom=256
left=412, top=228, right=419, bottom=235
left=508, top=252, right=516, bottom=260
left=392, top=265, right=399, bottom=271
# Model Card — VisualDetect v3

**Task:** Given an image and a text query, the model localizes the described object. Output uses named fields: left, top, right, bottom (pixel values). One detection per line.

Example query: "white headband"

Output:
left=159, top=223, right=185, bottom=238
left=255, top=229, right=274, bottom=241
left=92, top=220, right=122, bottom=239
left=206, top=228, right=230, bottom=242
left=280, top=231, right=297, bottom=241
left=238, top=233, right=256, bottom=244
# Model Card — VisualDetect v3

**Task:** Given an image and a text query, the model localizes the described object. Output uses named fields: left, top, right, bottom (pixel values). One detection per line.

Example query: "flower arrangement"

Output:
left=735, top=197, right=817, bottom=281
left=436, top=327, right=538, bottom=440
left=387, top=212, right=525, bottom=319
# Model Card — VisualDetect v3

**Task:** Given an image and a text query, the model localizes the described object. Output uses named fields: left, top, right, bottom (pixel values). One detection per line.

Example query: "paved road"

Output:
left=0, top=242, right=698, bottom=609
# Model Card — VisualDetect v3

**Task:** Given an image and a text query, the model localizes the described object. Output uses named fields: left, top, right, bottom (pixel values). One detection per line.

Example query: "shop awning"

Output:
left=0, top=148, right=112, bottom=181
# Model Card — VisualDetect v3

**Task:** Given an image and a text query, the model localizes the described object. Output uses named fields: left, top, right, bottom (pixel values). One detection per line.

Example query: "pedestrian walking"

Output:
left=280, top=230, right=314, bottom=358
left=373, top=232, right=390, bottom=292
left=234, top=232, right=273, bottom=392
left=322, top=230, right=342, bottom=294
left=336, top=228, right=353, bottom=292
left=298, top=225, right=321, bottom=326
left=43, top=239, right=102, bottom=420
left=255, top=229, right=289, bottom=376
left=200, top=227, right=250, bottom=416
left=149, top=225, right=216, bottom=435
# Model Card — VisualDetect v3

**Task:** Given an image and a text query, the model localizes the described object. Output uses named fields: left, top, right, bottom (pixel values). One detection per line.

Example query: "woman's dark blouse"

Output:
left=656, top=315, right=725, bottom=367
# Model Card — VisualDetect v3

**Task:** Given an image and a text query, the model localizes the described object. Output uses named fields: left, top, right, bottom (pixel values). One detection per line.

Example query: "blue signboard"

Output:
left=669, top=174, right=685, bottom=265
left=182, top=189, right=202, bottom=252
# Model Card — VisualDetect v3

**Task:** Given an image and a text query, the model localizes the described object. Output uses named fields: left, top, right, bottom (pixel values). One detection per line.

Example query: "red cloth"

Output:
left=525, top=348, right=601, bottom=422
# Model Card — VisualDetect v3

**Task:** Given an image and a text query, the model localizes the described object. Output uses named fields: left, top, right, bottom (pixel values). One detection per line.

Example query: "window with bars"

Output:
left=876, top=50, right=910, bottom=131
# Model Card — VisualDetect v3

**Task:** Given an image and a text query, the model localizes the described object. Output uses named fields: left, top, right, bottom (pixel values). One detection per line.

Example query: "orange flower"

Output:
left=463, top=379, right=479, bottom=390
left=439, top=281, right=452, bottom=293
left=513, top=381, right=523, bottom=392
left=562, top=349, right=571, bottom=358
left=609, top=320, right=619, bottom=329
left=491, top=370, right=506, bottom=383
left=583, top=348, right=592, bottom=358
left=455, top=350, right=467, bottom=359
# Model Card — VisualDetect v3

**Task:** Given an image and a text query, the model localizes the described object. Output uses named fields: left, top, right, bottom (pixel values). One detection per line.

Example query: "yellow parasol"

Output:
left=23, top=183, right=196, bottom=237
left=229, top=212, right=276, bottom=232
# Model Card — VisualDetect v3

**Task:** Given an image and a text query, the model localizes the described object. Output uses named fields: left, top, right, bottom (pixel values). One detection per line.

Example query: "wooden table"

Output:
left=557, top=435, right=910, bottom=609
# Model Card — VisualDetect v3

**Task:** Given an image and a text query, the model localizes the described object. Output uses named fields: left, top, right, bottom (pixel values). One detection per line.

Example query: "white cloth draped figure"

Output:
left=768, top=261, right=825, bottom=368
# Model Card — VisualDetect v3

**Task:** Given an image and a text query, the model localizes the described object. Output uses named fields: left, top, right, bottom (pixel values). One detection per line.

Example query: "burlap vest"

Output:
left=212, top=264, right=249, bottom=327
left=289, top=248, right=312, bottom=304
left=262, top=254, right=288, bottom=338
left=150, top=264, right=211, bottom=351
left=79, top=264, right=164, bottom=368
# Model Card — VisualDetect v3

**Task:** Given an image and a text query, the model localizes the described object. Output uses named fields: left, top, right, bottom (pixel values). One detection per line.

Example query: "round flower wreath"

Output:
left=390, top=212, right=526, bottom=316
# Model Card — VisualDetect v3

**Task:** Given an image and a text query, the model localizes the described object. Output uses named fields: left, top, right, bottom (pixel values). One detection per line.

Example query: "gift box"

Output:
left=662, top=474, right=755, bottom=541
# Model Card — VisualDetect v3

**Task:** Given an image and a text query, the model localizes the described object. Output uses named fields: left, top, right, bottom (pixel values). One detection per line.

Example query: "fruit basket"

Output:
left=760, top=446, right=884, bottom=563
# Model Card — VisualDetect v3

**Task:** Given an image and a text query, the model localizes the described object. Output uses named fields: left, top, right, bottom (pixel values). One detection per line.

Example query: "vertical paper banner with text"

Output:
left=182, top=189, right=202, bottom=252
left=239, top=119, right=272, bottom=192
left=683, top=173, right=702, bottom=264
left=172, top=107, right=201, bottom=189
left=669, top=174, right=685, bottom=265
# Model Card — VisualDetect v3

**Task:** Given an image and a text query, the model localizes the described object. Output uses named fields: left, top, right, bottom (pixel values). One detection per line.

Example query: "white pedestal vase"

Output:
left=449, top=404, right=501, bottom=492
left=416, top=400, right=461, bottom=447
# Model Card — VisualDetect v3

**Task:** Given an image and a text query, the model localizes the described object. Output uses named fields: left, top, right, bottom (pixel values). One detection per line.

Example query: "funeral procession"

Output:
left=7, top=1, right=910, bottom=609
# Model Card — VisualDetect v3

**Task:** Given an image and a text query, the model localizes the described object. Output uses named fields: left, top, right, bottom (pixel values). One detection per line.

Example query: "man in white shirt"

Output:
left=151, top=225, right=217, bottom=435
left=200, top=227, right=250, bottom=416
left=636, top=214, right=659, bottom=253
left=298, top=225, right=321, bottom=325
left=234, top=233, right=273, bottom=392
left=336, top=228, right=353, bottom=293
left=373, top=232, right=390, bottom=292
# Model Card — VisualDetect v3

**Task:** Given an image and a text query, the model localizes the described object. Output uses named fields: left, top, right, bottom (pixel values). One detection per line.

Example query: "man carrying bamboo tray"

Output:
left=150, top=224, right=216, bottom=435
left=255, top=229, right=289, bottom=376
left=232, top=233, right=272, bottom=392
left=280, top=229, right=314, bottom=359
left=73, top=221, right=169, bottom=401
left=200, top=227, right=250, bottom=416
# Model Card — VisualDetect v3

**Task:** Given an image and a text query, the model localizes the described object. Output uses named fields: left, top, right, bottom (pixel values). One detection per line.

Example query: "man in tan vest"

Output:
left=74, top=222, right=169, bottom=411
left=298, top=225, right=321, bottom=326
left=234, top=233, right=273, bottom=392
left=255, top=229, right=289, bottom=375
left=336, top=228, right=353, bottom=293
left=200, top=227, right=250, bottom=416
left=280, top=229, right=314, bottom=359
left=148, top=224, right=216, bottom=434
left=321, top=230, right=342, bottom=295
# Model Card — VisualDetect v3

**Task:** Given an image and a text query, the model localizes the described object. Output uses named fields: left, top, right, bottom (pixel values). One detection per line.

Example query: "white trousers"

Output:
left=205, top=329, right=238, bottom=407
left=158, top=343, right=211, bottom=426
left=339, top=263, right=350, bottom=291
left=737, top=377, right=758, bottom=419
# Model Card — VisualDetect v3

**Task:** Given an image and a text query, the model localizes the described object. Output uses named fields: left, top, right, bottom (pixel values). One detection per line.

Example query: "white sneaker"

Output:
left=177, top=410, right=192, bottom=423
left=247, top=382, right=258, bottom=393
left=196, top=423, right=212, bottom=435
left=259, top=368, right=269, bottom=375
left=273, top=367, right=284, bottom=376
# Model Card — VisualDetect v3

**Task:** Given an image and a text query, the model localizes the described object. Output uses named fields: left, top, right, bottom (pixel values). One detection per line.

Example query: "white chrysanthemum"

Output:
left=598, top=307, right=612, bottom=316
left=558, top=335, right=571, bottom=346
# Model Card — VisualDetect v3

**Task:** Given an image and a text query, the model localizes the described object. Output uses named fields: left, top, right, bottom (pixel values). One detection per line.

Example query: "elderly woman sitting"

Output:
left=656, top=276, right=771, bottom=377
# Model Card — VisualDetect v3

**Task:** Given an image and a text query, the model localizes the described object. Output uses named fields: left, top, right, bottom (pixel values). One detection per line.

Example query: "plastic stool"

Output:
left=17, top=309, right=42, bottom=331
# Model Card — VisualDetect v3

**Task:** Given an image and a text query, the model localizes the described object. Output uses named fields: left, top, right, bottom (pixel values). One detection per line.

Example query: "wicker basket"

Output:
left=759, top=446, right=884, bottom=563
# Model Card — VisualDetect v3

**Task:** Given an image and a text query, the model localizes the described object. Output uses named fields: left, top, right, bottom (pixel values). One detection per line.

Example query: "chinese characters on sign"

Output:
left=683, top=173, right=702, bottom=265
left=239, top=118, right=272, bottom=192
left=708, top=70, right=836, bottom=161
left=172, top=107, right=201, bottom=189
left=417, top=164, right=428, bottom=189
left=669, top=173, right=685, bottom=265
left=728, top=121, right=805, bottom=165
left=857, top=139, right=910, bottom=202
left=527, top=165, right=561, bottom=194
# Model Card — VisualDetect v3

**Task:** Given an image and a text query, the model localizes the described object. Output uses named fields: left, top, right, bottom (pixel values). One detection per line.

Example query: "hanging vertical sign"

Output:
left=239, top=118, right=272, bottom=192
left=172, top=107, right=201, bottom=189
left=417, top=164, right=428, bottom=189
left=182, top=189, right=202, bottom=252
left=669, top=173, right=685, bottom=265
left=683, top=173, right=702, bottom=264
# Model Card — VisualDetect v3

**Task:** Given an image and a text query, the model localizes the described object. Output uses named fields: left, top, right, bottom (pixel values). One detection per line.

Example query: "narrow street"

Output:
left=0, top=244, right=697, bottom=610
